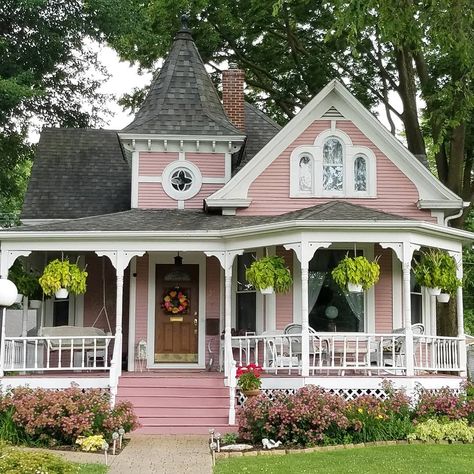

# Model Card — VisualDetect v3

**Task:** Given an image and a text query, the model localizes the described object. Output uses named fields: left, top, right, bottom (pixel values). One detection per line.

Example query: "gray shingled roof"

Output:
left=231, top=103, right=281, bottom=174
left=21, top=129, right=131, bottom=220
left=122, top=27, right=242, bottom=137
left=12, top=202, right=409, bottom=233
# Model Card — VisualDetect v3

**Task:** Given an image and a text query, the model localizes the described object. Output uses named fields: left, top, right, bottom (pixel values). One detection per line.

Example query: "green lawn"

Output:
left=78, top=463, right=108, bottom=473
left=215, top=444, right=474, bottom=474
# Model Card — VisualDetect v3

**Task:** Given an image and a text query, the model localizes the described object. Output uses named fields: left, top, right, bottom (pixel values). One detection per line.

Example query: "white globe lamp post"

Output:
left=0, top=278, right=18, bottom=376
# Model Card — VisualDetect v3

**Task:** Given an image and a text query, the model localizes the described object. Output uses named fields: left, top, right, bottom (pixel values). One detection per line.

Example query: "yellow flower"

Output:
left=377, top=414, right=384, bottom=419
left=357, top=408, right=364, bottom=414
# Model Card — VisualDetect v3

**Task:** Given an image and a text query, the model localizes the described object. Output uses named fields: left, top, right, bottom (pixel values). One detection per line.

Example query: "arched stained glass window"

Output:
left=354, top=156, right=367, bottom=192
left=323, top=138, right=343, bottom=191
left=298, top=154, right=313, bottom=192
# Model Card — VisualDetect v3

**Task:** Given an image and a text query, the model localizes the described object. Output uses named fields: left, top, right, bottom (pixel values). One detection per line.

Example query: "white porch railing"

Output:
left=1, top=335, right=114, bottom=372
left=230, top=332, right=464, bottom=376
left=414, top=334, right=463, bottom=372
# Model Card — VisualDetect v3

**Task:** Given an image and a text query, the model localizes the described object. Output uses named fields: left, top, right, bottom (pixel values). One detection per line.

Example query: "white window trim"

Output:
left=162, top=160, right=202, bottom=200
left=290, top=128, right=376, bottom=198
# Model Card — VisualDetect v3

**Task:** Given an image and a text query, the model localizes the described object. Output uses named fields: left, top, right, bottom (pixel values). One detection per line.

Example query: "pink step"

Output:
left=119, top=375, right=225, bottom=388
left=118, top=386, right=228, bottom=397
left=134, top=424, right=238, bottom=435
left=139, top=416, right=229, bottom=425
left=131, top=407, right=229, bottom=418
left=116, top=396, right=229, bottom=408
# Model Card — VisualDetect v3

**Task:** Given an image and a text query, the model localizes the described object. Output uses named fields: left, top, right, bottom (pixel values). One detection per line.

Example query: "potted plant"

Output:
left=236, top=363, right=263, bottom=397
left=331, top=255, right=380, bottom=292
left=39, top=258, right=88, bottom=299
left=8, top=261, right=43, bottom=307
left=413, top=249, right=461, bottom=298
left=245, top=256, right=293, bottom=294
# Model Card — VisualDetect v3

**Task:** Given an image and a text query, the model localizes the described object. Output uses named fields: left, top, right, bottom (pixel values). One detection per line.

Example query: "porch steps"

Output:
left=116, top=372, right=234, bottom=435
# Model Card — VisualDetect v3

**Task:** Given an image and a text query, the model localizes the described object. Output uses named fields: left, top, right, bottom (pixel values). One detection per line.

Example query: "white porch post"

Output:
left=451, top=251, right=467, bottom=377
left=205, top=250, right=243, bottom=379
left=96, top=251, right=144, bottom=404
left=284, top=241, right=330, bottom=377
left=0, top=250, right=31, bottom=377
left=402, top=243, right=419, bottom=377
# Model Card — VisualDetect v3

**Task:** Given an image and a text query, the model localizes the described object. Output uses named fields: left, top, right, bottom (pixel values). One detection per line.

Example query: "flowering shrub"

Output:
left=346, top=390, right=413, bottom=443
left=236, top=364, right=263, bottom=392
left=0, top=386, right=139, bottom=446
left=238, top=386, right=349, bottom=446
left=413, top=385, right=474, bottom=423
left=408, top=419, right=474, bottom=443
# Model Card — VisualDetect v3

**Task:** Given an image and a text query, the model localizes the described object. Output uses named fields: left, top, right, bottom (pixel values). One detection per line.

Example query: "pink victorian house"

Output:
left=1, top=21, right=473, bottom=434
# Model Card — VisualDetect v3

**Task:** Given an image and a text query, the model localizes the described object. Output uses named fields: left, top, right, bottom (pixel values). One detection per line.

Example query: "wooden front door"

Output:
left=155, top=264, right=199, bottom=363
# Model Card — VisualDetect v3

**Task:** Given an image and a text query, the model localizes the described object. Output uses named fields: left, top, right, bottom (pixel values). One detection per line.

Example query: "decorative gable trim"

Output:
left=206, top=80, right=462, bottom=212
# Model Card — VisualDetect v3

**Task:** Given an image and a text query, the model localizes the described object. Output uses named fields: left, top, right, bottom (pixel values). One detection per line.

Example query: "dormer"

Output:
left=118, top=17, right=246, bottom=210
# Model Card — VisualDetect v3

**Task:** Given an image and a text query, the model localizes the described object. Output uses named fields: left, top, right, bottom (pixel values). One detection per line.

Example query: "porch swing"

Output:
left=38, top=256, right=112, bottom=367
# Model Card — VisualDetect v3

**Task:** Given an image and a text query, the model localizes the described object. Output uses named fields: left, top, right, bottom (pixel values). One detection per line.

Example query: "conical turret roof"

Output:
left=122, top=18, right=242, bottom=136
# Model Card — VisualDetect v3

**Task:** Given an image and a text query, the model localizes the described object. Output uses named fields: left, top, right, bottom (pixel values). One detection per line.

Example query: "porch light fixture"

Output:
left=164, top=252, right=191, bottom=282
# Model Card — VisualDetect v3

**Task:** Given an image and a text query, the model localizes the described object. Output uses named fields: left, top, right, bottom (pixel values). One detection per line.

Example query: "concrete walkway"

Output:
left=22, top=435, right=212, bottom=473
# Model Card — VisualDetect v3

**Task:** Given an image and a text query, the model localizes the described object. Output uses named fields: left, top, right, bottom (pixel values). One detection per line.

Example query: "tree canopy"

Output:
left=88, top=0, right=474, bottom=226
left=0, top=0, right=108, bottom=225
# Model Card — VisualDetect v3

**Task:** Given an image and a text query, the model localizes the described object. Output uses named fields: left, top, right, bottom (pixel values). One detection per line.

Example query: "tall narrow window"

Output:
left=236, top=253, right=256, bottom=333
left=354, top=155, right=367, bottom=192
left=298, top=154, right=313, bottom=193
left=323, top=138, right=343, bottom=191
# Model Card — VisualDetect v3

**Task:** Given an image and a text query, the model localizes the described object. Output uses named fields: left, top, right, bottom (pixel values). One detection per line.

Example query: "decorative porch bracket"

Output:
left=0, top=250, right=32, bottom=278
left=95, top=251, right=145, bottom=404
left=205, top=250, right=243, bottom=380
left=448, top=250, right=467, bottom=377
left=284, top=242, right=331, bottom=377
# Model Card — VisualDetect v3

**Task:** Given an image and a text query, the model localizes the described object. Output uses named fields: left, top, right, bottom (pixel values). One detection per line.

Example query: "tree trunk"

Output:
left=395, top=47, right=427, bottom=162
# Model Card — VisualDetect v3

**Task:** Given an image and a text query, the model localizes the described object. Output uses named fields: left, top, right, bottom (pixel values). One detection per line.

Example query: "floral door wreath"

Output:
left=161, top=287, right=189, bottom=314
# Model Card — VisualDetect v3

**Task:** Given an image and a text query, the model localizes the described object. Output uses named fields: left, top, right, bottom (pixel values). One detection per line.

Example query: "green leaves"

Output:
left=331, top=255, right=380, bottom=291
left=39, top=259, right=87, bottom=296
left=245, top=255, right=293, bottom=293
left=413, top=249, right=462, bottom=295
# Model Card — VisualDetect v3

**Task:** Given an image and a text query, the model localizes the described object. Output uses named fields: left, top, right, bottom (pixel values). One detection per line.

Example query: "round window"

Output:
left=162, top=161, right=202, bottom=200
left=171, top=168, right=193, bottom=191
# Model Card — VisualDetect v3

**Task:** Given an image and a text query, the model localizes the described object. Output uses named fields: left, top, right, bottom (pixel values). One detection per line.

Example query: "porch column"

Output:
left=205, top=251, right=243, bottom=379
left=402, top=242, right=419, bottom=377
left=0, top=250, right=31, bottom=377
left=450, top=251, right=467, bottom=376
left=96, top=251, right=144, bottom=392
left=284, top=241, right=330, bottom=377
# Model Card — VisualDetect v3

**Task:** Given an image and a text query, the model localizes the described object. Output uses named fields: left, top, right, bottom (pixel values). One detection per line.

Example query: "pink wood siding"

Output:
left=238, top=119, right=434, bottom=221
left=138, top=183, right=176, bottom=208
left=83, top=254, right=116, bottom=331
left=374, top=246, right=393, bottom=333
left=185, top=184, right=222, bottom=209
left=205, top=257, right=221, bottom=370
left=186, top=153, right=225, bottom=177
left=275, top=246, right=294, bottom=330
left=138, top=152, right=178, bottom=176
left=134, top=254, right=149, bottom=345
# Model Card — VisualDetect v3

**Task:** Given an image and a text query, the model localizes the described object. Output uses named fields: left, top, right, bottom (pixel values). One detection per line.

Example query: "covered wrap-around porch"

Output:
left=0, top=209, right=470, bottom=413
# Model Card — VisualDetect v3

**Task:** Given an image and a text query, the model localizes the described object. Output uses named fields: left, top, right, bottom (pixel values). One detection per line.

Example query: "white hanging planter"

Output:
left=29, top=300, right=42, bottom=309
left=427, top=287, right=441, bottom=296
left=15, top=293, right=24, bottom=304
left=260, top=287, right=274, bottom=295
left=437, top=293, right=450, bottom=303
left=347, top=282, right=363, bottom=293
left=55, top=288, right=69, bottom=299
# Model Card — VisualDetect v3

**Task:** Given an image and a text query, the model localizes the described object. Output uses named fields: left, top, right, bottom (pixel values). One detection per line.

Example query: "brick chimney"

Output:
left=222, top=63, right=245, bottom=132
